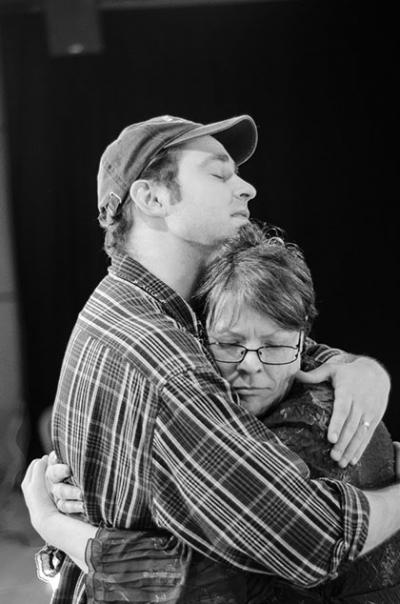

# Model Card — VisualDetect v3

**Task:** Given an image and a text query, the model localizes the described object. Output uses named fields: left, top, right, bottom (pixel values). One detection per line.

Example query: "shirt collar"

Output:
left=109, top=253, right=205, bottom=341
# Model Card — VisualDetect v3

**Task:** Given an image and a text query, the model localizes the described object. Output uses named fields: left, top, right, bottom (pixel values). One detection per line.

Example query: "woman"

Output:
left=22, top=223, right=400, bottom=603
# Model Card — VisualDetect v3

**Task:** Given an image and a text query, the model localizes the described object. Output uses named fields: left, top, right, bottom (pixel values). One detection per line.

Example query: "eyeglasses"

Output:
left=208, top=332, right=302, bottom=366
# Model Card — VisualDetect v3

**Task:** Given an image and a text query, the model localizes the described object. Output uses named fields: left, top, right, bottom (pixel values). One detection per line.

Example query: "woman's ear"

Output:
left=299, top=330, right=306, bottom=353
left=300, top=329, right=307, bottom=353
left=129, top=180, right=168, bottom=217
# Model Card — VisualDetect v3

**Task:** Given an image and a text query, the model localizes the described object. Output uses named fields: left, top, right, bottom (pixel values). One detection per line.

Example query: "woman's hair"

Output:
left=98, top=148, right=181, bottom=258
left=195, top=221, right=318, bottom=335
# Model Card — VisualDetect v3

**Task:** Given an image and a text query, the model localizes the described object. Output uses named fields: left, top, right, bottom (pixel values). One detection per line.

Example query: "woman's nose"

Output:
left=238, top=350, right=263, bottom=373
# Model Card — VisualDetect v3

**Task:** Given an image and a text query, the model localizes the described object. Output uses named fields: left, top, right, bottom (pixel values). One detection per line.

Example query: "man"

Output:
left=47, top=115, right=393, bottom=602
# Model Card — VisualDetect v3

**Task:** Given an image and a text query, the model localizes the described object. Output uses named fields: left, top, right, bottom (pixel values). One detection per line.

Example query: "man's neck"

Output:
left=124, top=230, right=213, bottom=301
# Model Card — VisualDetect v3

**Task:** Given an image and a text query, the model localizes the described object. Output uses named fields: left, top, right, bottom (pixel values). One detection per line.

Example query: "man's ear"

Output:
left=129, top=180, right=168, bottom=217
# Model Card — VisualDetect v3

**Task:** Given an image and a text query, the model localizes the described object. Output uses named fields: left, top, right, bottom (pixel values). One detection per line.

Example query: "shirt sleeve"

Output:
left=85, top=528, right=192, bottom=604
left=151, top=367, right=369, bottom=588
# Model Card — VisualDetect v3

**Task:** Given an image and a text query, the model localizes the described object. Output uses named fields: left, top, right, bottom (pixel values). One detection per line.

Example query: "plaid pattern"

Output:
left=51, top=253, right=369, bottom=603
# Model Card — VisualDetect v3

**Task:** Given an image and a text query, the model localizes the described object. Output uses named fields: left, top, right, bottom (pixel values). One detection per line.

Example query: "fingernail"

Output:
left=339, top=458, right=348, bottom=468
left=351, top=457, right=358, bottom=465
left=331, top=449, right=341, bottom=461
left=329, top=433, right=338, bottom=444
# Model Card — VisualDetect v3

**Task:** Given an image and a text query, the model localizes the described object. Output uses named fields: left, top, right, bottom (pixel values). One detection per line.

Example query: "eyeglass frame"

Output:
left=208, top=331, right=303, bottom=366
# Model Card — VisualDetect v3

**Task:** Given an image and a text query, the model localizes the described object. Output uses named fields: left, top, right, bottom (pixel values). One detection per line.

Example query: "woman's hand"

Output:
left=22, top=454, right=95, bottom=572
left=297, top=356, right=391, bottom=467
left=45, top=451, right=84, bottom=515
left=21, top=455, right=60, bottom=534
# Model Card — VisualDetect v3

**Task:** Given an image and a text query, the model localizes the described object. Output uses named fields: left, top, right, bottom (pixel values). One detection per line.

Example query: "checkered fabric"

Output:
left=50, top=253, right=369, bottom=603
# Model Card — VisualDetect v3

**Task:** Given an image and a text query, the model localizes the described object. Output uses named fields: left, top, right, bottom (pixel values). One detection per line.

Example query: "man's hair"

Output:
left=195, top=222, right=318, bottom=335
left=98, top=148, right=181, bottom=258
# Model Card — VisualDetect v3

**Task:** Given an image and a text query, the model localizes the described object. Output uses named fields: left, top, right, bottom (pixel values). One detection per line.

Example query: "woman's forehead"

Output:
left=208, top=297, right=301, bottom=340
left=209, top=302, right=278, bottom=334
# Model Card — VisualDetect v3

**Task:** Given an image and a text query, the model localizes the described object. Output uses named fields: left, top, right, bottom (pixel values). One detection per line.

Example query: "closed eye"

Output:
left=212, top=170, right=235, bottom=180
left=262, top=344, right=296, bottom=349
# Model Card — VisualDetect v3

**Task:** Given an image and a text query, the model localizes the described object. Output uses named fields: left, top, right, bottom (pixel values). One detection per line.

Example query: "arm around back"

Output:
left=151, top=366, right=370, bottom=587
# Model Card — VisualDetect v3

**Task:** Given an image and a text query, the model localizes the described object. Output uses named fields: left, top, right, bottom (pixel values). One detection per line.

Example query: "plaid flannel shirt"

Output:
left=51, top=253, right=369, bottom=603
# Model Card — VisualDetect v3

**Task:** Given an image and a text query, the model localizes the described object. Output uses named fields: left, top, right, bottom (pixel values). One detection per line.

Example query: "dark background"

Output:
left=0, top=0, right=398, bottom=460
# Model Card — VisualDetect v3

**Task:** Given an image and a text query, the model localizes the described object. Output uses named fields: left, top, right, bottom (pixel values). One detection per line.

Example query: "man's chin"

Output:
left=231, top=216, right=250, bottom=231
left=225, top=219, right=250, bottom=240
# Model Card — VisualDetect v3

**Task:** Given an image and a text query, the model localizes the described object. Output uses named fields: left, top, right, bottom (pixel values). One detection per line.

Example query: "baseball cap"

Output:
left=98, top=114, right=258, bottom=213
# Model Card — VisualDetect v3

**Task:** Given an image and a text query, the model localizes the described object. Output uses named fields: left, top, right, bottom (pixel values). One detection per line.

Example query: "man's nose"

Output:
left=234, top=175, right=257, bottom=203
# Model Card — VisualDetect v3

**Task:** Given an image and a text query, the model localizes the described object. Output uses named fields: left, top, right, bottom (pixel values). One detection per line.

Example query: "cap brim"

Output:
left=164, top=115, right=258, bottom=166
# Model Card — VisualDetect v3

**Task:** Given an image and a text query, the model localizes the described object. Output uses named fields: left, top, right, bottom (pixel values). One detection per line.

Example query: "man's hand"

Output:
left=45, top=451, right=84, bottom=515
left=297, top=356, right=391, bottom=467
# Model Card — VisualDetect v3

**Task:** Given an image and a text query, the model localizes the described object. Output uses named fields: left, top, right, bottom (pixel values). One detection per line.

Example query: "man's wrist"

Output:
left=352, top=356, right=390, bottom=386
left=361, top=481, right=400, bottom=555
left=326, top=354, right=390, bottom=380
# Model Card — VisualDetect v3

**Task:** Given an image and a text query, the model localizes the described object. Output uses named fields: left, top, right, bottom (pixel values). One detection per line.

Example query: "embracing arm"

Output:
left=151, top=367, right=370, bottom=586
left=21, top=456, right=95, bottom=573
left=21, top=457, right=191, bottom=604
left=24, top=374, right=369, bottom=587
left=264, top=379, right=400, bottom=559
left=27, top=367, right=392, bottom=588
left=152, top=367, right=400, bottom=575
